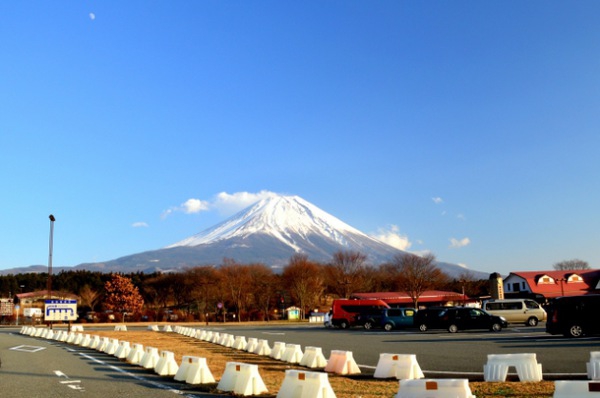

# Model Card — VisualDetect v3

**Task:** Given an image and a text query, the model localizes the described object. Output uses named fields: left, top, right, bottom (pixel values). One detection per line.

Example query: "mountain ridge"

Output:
left=0, top=194, right=489, bottom=279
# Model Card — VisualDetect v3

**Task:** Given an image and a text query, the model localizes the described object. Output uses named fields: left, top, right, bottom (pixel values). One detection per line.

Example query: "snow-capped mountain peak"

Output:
left=166, top=194, right=377, bottom=252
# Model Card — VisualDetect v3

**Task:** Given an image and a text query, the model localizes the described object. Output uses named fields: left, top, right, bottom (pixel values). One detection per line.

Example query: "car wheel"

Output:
left=364, top=321, right=373, bottom=330
left=418, top=323, right=428, bottom=332
left=527, top=317, right=538, bottom=327
left=491, top=323, right=502, bottom=332
left=339, top=320, right=349, bottom=329
left=566, top=324, right=584, bottom=338
left=384, top=323, right=393, bottom=332
left=448, top=324, right=458, bottom=333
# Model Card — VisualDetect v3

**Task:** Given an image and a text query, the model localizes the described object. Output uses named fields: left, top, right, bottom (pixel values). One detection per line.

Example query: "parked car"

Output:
left=483, top=299, right=546, bottom=326
left=546, top=294, right=600, bottom=338
left=413, top=307, right=449, bottom=332
left=355, top=308, right=385, bottom=330
left=416, top=306, right=507, bottom=333
left=330, top=299, right=390, bottom=329
left=381, top=307, right=416, bottom=331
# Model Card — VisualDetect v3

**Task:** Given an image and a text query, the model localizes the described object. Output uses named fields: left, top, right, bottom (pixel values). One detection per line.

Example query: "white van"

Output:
left=483, top=299, right=547, bottom=326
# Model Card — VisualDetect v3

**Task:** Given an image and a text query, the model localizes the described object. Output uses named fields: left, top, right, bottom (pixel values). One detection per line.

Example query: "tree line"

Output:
left=1, top=251, right=489, bottom=322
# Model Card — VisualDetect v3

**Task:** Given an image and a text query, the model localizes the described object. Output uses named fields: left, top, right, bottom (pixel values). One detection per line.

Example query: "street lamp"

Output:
left=47, top=214, right=55, bottom=301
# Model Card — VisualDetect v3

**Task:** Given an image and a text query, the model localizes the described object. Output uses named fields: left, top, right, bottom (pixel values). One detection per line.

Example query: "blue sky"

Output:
left=1, top=2, right=599, bottom=275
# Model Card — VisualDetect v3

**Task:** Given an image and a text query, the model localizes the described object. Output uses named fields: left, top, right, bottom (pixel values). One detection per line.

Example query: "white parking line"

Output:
left=79, top=352, right=201, bottom=397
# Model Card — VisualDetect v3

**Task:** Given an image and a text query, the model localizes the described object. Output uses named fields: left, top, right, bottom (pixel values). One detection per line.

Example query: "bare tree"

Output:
left=282, top=254, right=324, bottom=320
left=247, top=263, right=276, bottom=321
left=394, top=253, right=448, bottom=308
left=186, top=266, right=219, bottom=323
left=78, top=284, right=102, bottom=312
left=325, top=250, right=369, bottom=298
left=553, top=259, right=590, bottom=271
left=218, top=258, right=252, bottom=322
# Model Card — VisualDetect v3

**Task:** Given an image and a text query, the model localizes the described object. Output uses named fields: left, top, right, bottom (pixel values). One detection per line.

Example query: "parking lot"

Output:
left=193, top=322, right=597, bottom=377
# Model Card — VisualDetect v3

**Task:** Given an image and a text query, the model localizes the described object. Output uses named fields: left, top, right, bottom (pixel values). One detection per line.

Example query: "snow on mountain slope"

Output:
left=166, top=195, right=385, bottom=252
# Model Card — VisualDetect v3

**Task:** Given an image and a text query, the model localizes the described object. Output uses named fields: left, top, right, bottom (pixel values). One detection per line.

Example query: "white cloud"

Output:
left=372, top=225, right=412, bottom=251
left=449, top=237, right=471, bottom=248
left=181, top=198, right=210, bottom=214
left=89, top=12, right=96, bottom=20
left=432, top=197, right=443, bottom=204
left=132, top=222, right=148, bottom=228
left=213, top=190, right=276, bottom=215
left=162, top=190, right=277, bottom=218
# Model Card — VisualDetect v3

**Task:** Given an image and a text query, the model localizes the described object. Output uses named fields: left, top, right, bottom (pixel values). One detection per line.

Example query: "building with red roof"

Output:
left=502, top=269, right=600, bottom=302
left=350, top=290, right=474, bottom=308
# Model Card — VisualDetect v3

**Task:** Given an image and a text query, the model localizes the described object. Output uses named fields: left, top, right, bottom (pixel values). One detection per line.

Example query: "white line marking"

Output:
left=10, top=345, right=46, bottom=353
left=79, top=352, right=201, bottom=397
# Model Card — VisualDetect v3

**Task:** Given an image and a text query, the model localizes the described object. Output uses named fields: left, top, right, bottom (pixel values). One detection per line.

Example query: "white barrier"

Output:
left=253, top=340, right=271, bottom=356
left=80, top=334, right=92, bottom=347
left=483, top=353, right=543, bottom=382
left=66, top=332, right=77, bottom=344
left=162, top=325, right=173, bottom=332
left=114, top=324, right=127, bottom=331
left=204, top=331, right=214, bottom=341
left=395, top=379, right=475, bottom=398
left=233, top=336, right=248, bottom=350
left=89, top=335, right=101, bottom=349
left=374, top=354, right=424, bottom=380
left=211, top=332, right=222, bottom=344
left=96, top=337, right=110, bottom=352
left=588, top=352, right=600, bottom=380
left=220, top=334, right=235, bottom=348
left=148, top=325, right=160, bottom=331
left=127, top=343, right=145, bottom=365
left=155, top=350, right=179, bottom=376
left=277, top=369, right=336, bottom=398
left=246, top=338, right=259, bottom=353
left=140, top=347, right=160, bottom=369
left=270, top=342, right=286, bottom=360
left=115, top=341, right=131, bottom=359
left=174, top=356, right=216, bottom=384
left=104, top=338, right=120, bottom=355
left=72, top=325, right=84, bottom=332
left=281, top=344, right=304, bottom=364
left=299, top=347, right=328, bottom=369
left=324, top=350, right=361, bottom=375
left=217, top=362, right=268, bottom=396
left=73, top=333, right=84, bottom=345
left=554, top=380, right=600, bottom=397
left=195, top=329, right=207, bottom=340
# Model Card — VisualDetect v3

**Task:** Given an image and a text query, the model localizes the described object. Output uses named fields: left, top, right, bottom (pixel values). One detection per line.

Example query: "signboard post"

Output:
left=44, top=300, right=78, bottom=322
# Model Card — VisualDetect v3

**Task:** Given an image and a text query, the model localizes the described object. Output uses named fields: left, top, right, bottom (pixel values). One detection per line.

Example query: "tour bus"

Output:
left=482, top=298, right=547, bottom=326
left=330, top=298, right=390, bottom=329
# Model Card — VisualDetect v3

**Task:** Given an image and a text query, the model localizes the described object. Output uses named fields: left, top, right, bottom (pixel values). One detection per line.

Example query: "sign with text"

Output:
left=44, top=300, right=78, bottom=321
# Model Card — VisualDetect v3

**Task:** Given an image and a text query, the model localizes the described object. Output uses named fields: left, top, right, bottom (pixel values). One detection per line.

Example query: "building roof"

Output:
left=16, top=290, right=79, bottom=300
left=351, top=290, right=469, bottom=304
left=507, top=269, right=600, bottom=298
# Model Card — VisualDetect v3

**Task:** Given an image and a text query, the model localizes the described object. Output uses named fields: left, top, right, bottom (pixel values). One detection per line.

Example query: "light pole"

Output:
left=47, top=214, right=55, bottom=301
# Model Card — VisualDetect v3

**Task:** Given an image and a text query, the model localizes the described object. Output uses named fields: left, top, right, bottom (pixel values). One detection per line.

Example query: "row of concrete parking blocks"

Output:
left=20, top=325, right=600, bottom=398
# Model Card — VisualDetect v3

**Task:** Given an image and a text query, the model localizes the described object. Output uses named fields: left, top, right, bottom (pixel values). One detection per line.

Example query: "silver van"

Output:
left=483, top=299, right=547, bottom=326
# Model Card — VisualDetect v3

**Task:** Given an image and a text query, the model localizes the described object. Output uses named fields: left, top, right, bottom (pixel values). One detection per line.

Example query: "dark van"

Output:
left=546, top=294, right=600, bottom=338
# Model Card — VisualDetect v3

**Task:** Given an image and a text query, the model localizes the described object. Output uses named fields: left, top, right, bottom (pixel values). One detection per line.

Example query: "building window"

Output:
left=512, top=282, right=520, bottom=292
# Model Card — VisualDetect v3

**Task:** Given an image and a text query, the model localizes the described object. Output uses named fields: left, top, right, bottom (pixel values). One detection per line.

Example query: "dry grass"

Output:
left=87, top=328, right=554, bottom=398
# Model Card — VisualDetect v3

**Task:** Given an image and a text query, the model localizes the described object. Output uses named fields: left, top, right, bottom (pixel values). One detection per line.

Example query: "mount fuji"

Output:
left=62, top=194, right=486, bottom=279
